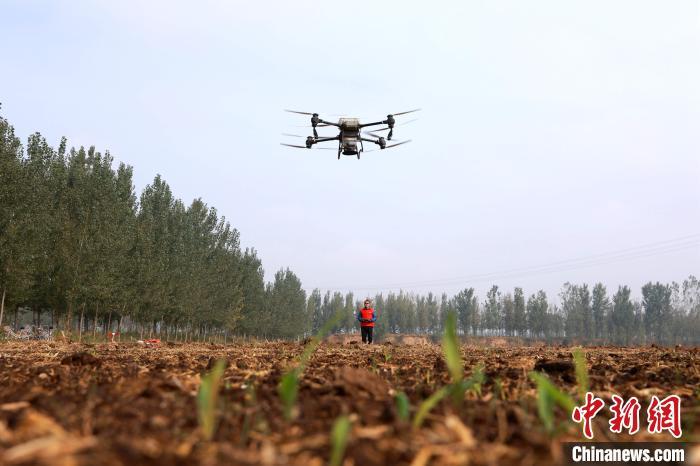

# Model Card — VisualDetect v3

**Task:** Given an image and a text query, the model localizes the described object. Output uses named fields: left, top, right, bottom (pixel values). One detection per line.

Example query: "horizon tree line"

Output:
left=308, top=277, right=699, bottom=345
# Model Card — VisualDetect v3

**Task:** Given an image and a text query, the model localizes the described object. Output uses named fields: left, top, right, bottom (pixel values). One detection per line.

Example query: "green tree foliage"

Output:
left=0, top=112, right=303, bottom=339
left=641, top=282, right=672, bottom=344
left=527, top=291, right=549, bottom=339
left=263, top=269, right=307, bottom=339
left=610, top=286, right=635, bottom=345
left=591, top=283, right=610, bottom=340
left=513, top=287, right=527, bottom=336
left=454, top=288, right=478, bottom=336
left=482, top=285, right=502, bottom=335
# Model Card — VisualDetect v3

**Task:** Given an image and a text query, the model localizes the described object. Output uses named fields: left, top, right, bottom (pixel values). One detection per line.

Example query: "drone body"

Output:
left=282, top=109, right=418, bottom=159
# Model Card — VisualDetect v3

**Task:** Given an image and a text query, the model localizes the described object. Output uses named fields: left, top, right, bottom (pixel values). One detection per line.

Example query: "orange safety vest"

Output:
left=359, top=307, right=375, bottom=327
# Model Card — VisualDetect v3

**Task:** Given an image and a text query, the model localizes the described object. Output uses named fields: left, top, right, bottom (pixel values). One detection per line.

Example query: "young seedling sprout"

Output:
left=413, top=312, right=485, bottom=428
left=528, top=371, right=575, bottom=435
left=197, top=359, right=227, bottom=441
left=395, top=391, right=411, bottom=422
left=572, top=347, right=589, bottom=401
left=442, top=311, right=463, bottom=386
left=329, top=415, right=351, bottom=466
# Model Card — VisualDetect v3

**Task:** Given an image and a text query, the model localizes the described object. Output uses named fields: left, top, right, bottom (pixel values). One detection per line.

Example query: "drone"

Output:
left=281, top=109, right=419, bottom=159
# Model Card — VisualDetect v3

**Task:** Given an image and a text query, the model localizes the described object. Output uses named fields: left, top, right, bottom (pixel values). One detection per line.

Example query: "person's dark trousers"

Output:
left=361, top=326, right=373, bottom=344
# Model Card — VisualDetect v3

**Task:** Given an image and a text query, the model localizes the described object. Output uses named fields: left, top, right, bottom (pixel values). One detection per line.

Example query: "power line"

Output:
left=312, top=233, right=700, bottom=292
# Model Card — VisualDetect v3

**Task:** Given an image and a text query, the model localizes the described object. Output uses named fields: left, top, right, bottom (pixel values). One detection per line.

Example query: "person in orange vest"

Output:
left=357, top=298, right=377, bottom=344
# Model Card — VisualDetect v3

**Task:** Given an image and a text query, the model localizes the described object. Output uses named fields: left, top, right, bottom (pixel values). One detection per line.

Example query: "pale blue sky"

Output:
left=2, top=1, right=699, bottom=300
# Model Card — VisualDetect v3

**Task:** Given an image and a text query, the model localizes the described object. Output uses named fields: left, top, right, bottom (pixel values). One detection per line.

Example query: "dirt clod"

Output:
left=60, top=352, right=101, bottom=367
left=533, top=358, right=573, bottom=374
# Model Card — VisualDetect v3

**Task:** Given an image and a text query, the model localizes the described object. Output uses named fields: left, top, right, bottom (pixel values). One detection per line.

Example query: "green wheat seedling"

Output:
left=278, top=368, right=302, bottom=421
left=442, top=311, right=463, bottom=385
left=197, top=359, right=227, bottom=441
left=413, top=385, right=451, bottom=429
left=412, top=312, right=486, bottom=429
left=412, top=366, right=485, bottom=430
left=461, top=364, right=485, bottom=397
left=395, top=391, right=411, bottom=422
left=528, top=371, right=575, bottom=435
left=383, top=346, right=393, bottom=363
left=329, top=415, right=351, bottom=466
left=278, top=310, right=344, bottom=421
left=572, top=347, right=589, bottom=401
left=442, top=312, right=485, bottom=405
left=442, top=311, right=463, bottom=406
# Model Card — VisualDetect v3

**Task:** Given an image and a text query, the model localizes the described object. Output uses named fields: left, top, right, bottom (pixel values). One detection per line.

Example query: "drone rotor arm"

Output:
left=314, top=136, right=340, bottom=143
left=317, top=119, right=340, bottom=127
left=358, top=120, right=388, bottom=128
left=359, top=137, right=382, bottom=145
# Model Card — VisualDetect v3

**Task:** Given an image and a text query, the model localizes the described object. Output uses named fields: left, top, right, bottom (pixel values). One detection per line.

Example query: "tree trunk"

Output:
left=66, top=301, right=74, bottom=334
left=92, top=302, right=99, bottom=339
left=0, top=287, right=5, bottom=328
left=106, top=308, right=112, bottom=336
left=78, top=304, right=85, bottom=342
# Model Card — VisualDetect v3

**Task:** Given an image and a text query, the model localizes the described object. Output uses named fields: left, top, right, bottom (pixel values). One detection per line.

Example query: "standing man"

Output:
left=357, top=298, right=377, bottom=344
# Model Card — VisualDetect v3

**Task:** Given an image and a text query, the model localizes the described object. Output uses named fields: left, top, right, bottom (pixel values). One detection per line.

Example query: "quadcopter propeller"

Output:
left=364, top=140, right=412, bottom=152
left=362, top=119, right=417, bottom=136
left=285, top=109, right=328, bottom=138
left=383, top=112, right=418, bottom=140
left=280, top=143, right=336, bottom=150
left=391, top=109, right=421, bottom=116
left=385, top=139, right=412, bottom=148
left=282, top=132, right=334, bottom=138
left=285, top=109, right=317, bottom=116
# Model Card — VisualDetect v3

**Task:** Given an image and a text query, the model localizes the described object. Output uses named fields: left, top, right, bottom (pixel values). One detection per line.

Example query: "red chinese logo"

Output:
left=572, top=393, right=683, bottom=439
left=571, top=392, right=605, bottom=439
left=609, top=395, right=640, bottom=435
left=647, top=395, right=682, bottom=438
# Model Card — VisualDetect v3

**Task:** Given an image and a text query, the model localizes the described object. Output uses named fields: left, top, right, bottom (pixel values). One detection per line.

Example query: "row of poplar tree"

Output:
left=0, top=111, right=306, bottom=339
left=309, top=277, right=700, bottom=345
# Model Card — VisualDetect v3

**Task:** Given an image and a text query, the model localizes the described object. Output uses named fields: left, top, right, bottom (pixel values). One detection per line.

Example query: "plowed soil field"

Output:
left=1, top=341, right=698, bottom=465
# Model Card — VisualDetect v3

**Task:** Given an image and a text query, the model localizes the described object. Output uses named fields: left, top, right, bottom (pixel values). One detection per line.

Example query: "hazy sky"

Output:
left=2, top=1, right=699, bottom=301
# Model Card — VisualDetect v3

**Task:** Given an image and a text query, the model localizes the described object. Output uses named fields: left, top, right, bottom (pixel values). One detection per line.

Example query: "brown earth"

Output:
left=0, top=341, right=698, bottom=465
